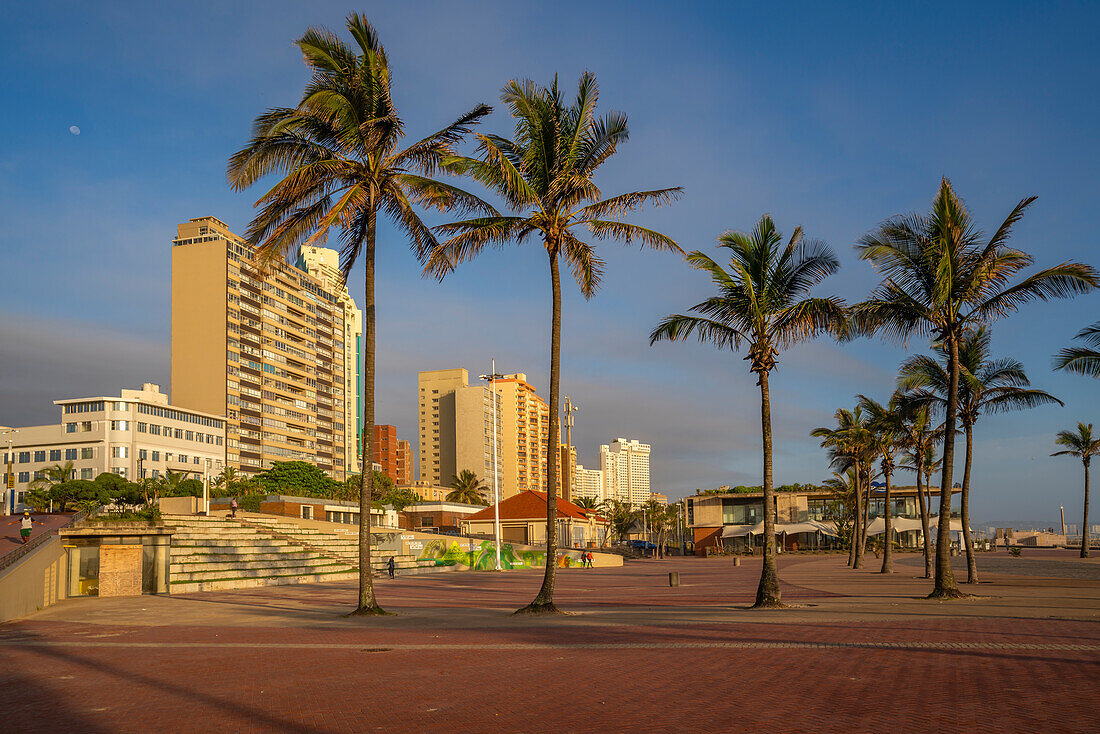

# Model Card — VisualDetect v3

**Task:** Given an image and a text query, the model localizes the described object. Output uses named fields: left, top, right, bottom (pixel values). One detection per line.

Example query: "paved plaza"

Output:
left=2, top=552, right=1099, bottom=732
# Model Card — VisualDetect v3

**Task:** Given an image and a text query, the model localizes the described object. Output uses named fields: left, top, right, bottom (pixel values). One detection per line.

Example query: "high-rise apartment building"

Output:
left=417, top=369, right=501, bottom=491
left=559, top=444, right=577, bottom=502
left=372, top=424, right=413, bottom=484
left=600, top=438, right=651, bottom=505
left=495, top=373, right=553, bottom=498
left=171, top=216, right=362, bottom=480
left=572, top=464, right=605, bottom=502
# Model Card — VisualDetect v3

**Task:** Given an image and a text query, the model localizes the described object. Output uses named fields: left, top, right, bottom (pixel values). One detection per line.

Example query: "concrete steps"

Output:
left=161, top=513, right=359, bottom=593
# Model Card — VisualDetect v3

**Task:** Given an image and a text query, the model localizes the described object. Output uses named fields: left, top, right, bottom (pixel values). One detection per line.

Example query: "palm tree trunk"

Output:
left=851, top=471, right=863, bottom=568
left=856, top=469, right=871, bottom=566
left=881, top=467, right=893, bottom=573
left=753, top=369, right=782, bottom=608
left=961, top=423, right=978, bottom=583
left=932, top=334, right=963, bottom=598
left=916, top=463, right=931, bottom=578
left=351, top=207, right=385, bottom=616
left=517, top=249, right=563, bottom=614
left=1082, top=460, right=1091, bottom=559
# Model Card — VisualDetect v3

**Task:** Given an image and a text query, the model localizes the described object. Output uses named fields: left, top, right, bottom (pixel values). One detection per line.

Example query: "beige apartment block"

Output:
left=495, top=374, right=554, bottom=499
left=2, top=383, right=225, bottom=511
left=559, top=444, right=577, bottom=502
left=600, top=438, right=651, bottom=505
left=171, top=216, right=361, bottom=481
left=417, top=368, right=501, bottom=491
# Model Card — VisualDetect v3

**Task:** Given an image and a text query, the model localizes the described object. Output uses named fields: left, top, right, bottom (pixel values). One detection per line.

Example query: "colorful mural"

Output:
left=415, top=539, right=585, bottom=570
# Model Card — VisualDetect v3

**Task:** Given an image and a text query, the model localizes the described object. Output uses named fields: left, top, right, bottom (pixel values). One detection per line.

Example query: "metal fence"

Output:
left=0, top=509, right=91, bottom=574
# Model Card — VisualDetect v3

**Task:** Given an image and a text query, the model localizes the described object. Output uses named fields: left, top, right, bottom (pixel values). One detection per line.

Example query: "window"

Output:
left=139, top=449, right=147, bottom=460
left=66, top=423, right=77, bottom=433
left=179, top=454, right=188, bottom=464
left=149, top=425, right=160, bottom=436
left=81, top=448, right=94, bottom=460
left=50, top=449, right=61, bottom=461
left=81, top=421, right=92, bottom=432
left=18, top=452, right=30, bottom=464
left=301, top=505, right=313, bottom=520
left=174, top=429, right=183, bottom=439
left=185, top=431, right=193, bottom=441
left=195, top=433, right=204, bottom=443
left=80, top=468, right=93, bottom=480
left=151, top=451, right=160, bottom=462
left=112, top=401, right=129, bottom=412
left=65, top=448, right=77, bottom=461
left=151, top=469, right=160, bottom=479
left=112, top=446, right=128, bottom=459
left=165, top=453, right=174, bottom=462
left=114, top=467, right=128, bottom=478
left=34, top=450, right=46, bottom=462
left=421, top=516, right=434, bottom=527
left=137, top=422, right=147, bottom=433
left=18, top=472, right=29, bottom=483
left=111, top=420, right=129, bottom=431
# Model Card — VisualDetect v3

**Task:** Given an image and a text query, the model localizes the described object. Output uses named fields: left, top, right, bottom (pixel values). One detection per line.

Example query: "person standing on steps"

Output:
left=230, top=497, right=238, bottom=518
left=387, top=556, right=396, bottom=580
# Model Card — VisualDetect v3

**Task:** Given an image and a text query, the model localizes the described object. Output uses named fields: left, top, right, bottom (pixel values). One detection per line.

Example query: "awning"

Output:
left=721, top=520, right=838, bottom=538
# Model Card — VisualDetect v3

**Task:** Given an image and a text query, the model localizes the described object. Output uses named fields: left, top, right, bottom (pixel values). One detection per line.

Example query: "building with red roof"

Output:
left=461, top=490, right=609, bottom=548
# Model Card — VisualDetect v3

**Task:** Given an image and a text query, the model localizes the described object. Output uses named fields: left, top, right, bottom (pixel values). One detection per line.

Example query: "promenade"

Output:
left=2, top=552, right=1098, bottom=732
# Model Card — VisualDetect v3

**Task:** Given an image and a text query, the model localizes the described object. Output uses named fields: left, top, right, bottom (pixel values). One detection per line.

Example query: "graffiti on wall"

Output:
left=416, top=539, right=587, bottom=570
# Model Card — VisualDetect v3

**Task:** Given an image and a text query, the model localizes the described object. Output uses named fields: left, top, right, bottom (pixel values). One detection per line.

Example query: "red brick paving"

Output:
left=2, top=556, right=1099, bottom=732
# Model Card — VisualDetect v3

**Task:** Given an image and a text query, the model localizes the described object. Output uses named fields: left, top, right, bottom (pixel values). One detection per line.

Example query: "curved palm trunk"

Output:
left=880, top=467, right=893, bottom=573
left=753, top=369, right=782, bottom=608
left=517, top=250, right=563, bottom=614
left=932, top=335, right=963, bottom=598
left=916, top=464, right=931, bottom=578
left=1082, top=459, right=1091, bottom=559
left=961, top=424, right=978, bottom=583
left=856, top=469, right=871, bottom=567
left=351, top=208, right=385, bottom=616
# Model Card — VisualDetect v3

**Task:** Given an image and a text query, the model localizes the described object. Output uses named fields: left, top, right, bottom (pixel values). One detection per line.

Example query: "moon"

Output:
left=69, top=126, right=81, bottom=135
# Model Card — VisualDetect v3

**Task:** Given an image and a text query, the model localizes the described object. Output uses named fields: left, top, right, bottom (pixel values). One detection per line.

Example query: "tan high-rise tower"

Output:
left=171, top=216, right=362, bottom=480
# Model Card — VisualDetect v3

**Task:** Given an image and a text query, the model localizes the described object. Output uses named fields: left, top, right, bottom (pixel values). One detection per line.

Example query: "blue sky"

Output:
left=1, top=1, right=1097, bottom=524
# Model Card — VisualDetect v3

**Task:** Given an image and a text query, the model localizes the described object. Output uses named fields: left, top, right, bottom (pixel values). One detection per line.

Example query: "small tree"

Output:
left=1052, top=423, right=1100, bottom=558
left=447, top=470, right=488, bottom=505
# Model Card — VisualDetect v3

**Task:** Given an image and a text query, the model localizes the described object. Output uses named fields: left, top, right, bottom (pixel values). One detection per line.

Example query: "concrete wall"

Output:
left=0, top=536, right=68, bottom=623
left=159, top=496, right=199, bottom=514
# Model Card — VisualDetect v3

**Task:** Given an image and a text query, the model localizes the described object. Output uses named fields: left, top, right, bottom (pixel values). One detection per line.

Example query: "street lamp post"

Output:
left=203, top=458, right=211, bottom=516
left=479, top=360, right=505, bottom=571
left=1, top=428, right=18, bottom=516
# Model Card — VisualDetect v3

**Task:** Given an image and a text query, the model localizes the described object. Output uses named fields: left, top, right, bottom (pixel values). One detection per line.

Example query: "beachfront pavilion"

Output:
left=686, top=485, right=963, bottom=555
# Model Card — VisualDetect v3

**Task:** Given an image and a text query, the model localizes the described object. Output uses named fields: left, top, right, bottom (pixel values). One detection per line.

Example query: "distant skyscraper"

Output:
left=171, top=216, right=361, bottom=480
left=572, top=464, right=604, bottom=502
left=417, top=368, right=501, bottom=491
left=600, top=438, right=651, bottom=505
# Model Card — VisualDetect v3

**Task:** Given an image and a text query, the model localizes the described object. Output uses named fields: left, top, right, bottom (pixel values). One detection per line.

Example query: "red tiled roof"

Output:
left=464, top=490, right=604, bottom=523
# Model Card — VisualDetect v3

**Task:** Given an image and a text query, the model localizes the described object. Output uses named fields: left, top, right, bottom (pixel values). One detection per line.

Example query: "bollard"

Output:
left=733, top=557, right=741, bottom=567
left=668, top=571, right=680, bottom=587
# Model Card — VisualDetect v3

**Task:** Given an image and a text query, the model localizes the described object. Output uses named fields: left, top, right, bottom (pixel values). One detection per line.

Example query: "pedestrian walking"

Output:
left=7, top=512, right=44, bottom=545
left=387, top=556, right=396, bottom=579
left=230, top=497, right=238, bottom=518
left=586, top=551, right=594, bottom=568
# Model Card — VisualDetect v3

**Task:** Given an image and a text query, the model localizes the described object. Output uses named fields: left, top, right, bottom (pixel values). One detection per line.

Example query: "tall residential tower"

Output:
left=171, top=217, right=362, bottom=480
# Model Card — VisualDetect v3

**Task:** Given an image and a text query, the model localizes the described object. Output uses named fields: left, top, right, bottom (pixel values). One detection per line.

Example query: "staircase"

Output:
left=162, top=514, right=358, bottom=593
left=238, top=515, right=443, bottom=575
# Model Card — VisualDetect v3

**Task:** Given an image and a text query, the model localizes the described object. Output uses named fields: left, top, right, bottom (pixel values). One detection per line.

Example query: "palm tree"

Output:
left=447, top=470, right=488, bottom=505
left=896, top=405, right=941, bottom=578
left=428, top=74, right=682, bottom=615
left=852, top=178, right=1098, bottom=598
left=900, top=326, right=1063, bottom=582
left=1052, top=423, right=1100, bottom=558
left=822, top=470, right=858, bottom=551
left=1054, top=322, right=1100, bottom=378
left=652, top=216, right=847, bottom=607
left=858, top=392, right=907, bottom=574
left=28, top=461, right=75, bottom=493
left=813, top=406, right=876, bottom=568
left=227, top=14, right=491, bottom=616
left=573, top=496, right=599, bottom=511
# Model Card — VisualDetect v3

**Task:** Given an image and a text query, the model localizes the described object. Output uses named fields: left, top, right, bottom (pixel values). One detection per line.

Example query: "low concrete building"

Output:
left=400, top=501, right=484, bottom=534
left=461, top=490, right=609, bottom=548
left=212, top=494, right=399, bottom=529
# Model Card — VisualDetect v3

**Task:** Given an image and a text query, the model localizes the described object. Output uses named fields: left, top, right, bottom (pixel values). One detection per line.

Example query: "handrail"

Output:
left=0, top=508, right=93, bottom=573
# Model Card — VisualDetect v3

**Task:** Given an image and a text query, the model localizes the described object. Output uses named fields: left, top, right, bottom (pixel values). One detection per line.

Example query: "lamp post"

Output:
left=479, top=360, right=505, bottom=571
left=1, top=428, right=17, bottom=516
left=203, top=458, right=211, bottom=516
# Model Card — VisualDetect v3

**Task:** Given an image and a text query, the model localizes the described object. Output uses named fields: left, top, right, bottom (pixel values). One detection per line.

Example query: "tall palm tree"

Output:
left=652, top=216, right=846, bottom=607
left=900, top=326, right=1062, bottom=582
left=227, top=14, right=491, bottom=616
left=822, top=469, right=858, bottom=551
left=1052, top=423, right=1100, bottom=558
left=896, top=405, right=941, bottom=578
left=858, top=392, right=907, bottom=574
left=813, top=406, right=877, bottom=568
left=852, top=178, right=1098, bottom=598
left=428, top=74, right=682, bottom=615
left=1054, top=322, right=1100, bottom=378
left=447, top=470, right=488, bottom=505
